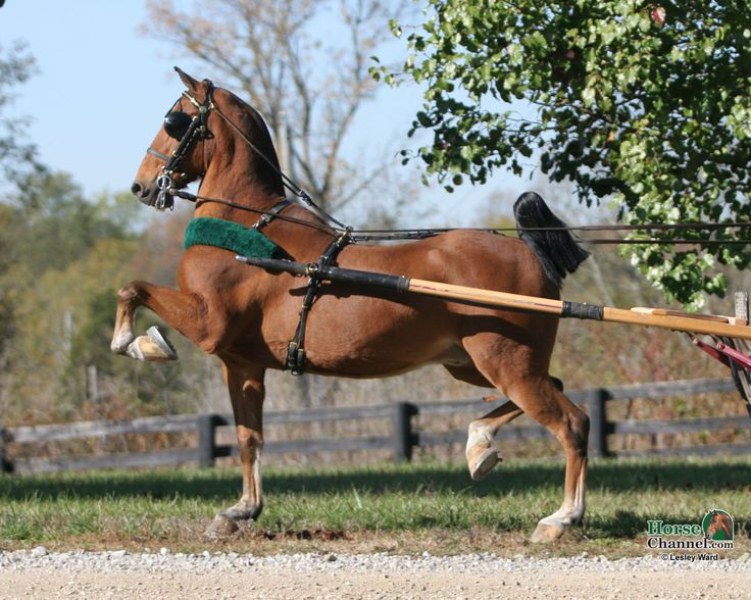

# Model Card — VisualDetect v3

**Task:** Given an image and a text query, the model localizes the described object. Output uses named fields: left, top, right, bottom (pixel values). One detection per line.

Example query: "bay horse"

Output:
left=705, top=510, right=733, bottom=541
left=111, top=67, right=591, bottom=542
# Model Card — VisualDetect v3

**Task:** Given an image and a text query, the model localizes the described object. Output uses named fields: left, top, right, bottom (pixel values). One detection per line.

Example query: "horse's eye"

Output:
left=163, top=111, right=193, bottom=140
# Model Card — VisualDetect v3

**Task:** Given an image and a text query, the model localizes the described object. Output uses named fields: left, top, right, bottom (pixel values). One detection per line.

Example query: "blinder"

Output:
left=163, top=110, right=193, bottom=140
left=145, top=83, right=215, bottom=210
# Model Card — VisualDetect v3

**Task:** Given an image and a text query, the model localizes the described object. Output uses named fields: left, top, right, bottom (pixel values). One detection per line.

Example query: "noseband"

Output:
left=146, top=82, right=215, bottom=210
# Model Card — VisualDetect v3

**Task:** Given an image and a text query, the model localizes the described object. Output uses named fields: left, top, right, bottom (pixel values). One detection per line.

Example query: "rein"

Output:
left=174, top=187, right=751, bottom=246
left=157, top=80, right=751, bottom=248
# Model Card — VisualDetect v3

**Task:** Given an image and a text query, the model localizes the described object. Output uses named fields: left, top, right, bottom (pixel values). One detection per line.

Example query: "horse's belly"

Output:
left=300, top=327, right=468, bottom=377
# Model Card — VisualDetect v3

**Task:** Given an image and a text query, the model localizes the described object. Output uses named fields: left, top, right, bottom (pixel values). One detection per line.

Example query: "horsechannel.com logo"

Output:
left=646, top=509, right=735, bottom=560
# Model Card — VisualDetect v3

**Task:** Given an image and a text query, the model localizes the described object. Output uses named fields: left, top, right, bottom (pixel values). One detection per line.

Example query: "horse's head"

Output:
left=131, top=67, right=284, bottom=211
left=131, top=68, right=215, bottom=210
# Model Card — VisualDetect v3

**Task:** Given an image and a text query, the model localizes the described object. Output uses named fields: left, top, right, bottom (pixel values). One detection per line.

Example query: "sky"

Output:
left=0, top=0, right=523, bottom=226
left=1, top=1, right=195, bottom=198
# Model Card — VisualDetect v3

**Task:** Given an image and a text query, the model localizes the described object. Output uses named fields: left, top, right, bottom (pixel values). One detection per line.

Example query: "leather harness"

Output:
left=252, top=200, right=352, bottom=376
left=285, top=229, right=352, bottom=375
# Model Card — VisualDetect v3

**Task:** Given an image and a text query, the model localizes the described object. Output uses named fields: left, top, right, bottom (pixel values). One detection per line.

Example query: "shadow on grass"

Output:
left=0, top=457, right=747, bottom=503
left=2, top=459, right=749, bottom=542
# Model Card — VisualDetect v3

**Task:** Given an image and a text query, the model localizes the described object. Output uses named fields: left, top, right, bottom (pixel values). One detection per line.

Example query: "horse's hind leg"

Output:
left=443, top=364, right=525, bottom=479
left=502, top=376, right=589, bottom=542
left=461, top=336, right=589, bottom=541
left=465, top=377, right=566, bottom=480
left=466, top=401, right=524, bottom=481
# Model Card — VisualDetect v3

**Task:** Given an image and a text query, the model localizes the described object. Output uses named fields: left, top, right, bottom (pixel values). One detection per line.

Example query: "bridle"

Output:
left=145, top=79, right=347, bottom=232
left=146, top=81, right=215, bottom=210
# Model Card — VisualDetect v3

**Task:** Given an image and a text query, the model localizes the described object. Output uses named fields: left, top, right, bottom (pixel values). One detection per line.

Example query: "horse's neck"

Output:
left=195, top=162, right=284, bottom=226
left=193, top=175, right=336, bottom=257
left=194, top=147, right=338, bottom=253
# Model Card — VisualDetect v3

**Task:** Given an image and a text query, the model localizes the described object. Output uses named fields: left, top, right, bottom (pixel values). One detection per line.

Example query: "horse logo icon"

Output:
left=702, top=509, right=734, bottom=541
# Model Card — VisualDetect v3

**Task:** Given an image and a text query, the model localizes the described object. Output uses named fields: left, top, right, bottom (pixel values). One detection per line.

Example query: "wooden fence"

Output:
left=1, top=377, right=750, bottom=474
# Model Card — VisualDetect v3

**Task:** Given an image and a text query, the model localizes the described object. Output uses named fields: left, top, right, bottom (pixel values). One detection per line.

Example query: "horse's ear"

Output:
left=174, top=66, right=201, bottom=93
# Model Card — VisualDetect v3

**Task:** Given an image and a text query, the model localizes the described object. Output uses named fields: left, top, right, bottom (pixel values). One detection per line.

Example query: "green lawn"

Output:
left=0, top=456, right=748, bottom=557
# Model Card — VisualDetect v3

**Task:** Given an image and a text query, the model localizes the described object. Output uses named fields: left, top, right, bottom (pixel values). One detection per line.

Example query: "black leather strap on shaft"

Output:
left=561, top=300, right=604, bottom=321
left=236, top=255, right=411, bottom=294
left=237, top=252, right=415, bottom=374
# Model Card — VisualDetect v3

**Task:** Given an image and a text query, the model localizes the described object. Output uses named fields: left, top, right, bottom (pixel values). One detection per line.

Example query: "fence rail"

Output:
left=1, top=377, right=750, bottom=474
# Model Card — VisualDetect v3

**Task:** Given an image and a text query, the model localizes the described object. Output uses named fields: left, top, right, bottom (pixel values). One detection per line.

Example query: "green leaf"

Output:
left=386, top=0, right=751, bottom=305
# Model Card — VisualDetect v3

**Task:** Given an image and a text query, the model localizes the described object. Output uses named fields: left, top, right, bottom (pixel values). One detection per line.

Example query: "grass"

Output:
left=0, top=456, right=749, bottom=558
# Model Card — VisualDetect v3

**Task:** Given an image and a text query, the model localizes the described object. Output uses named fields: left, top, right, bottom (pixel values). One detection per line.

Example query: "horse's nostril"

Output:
left=131, top=182, right=143, bottom=197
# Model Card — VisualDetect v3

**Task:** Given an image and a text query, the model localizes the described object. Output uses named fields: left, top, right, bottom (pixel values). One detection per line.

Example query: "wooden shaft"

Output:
left=406, top=278, right=751, bottom=341
left=407, top=279, right=565, bottom=315
left=236, top=256, right=751, bottom=341
left=600, top=306, right=751, bottom=340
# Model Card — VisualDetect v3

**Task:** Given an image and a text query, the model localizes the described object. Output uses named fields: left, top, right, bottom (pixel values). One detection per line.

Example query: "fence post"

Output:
left=392, top=402, right=418, bottom=463
left=0, top=427, right=13, bottom=474
left=197, top=414, right=219, bottom=468
left=586, top=388, right=610, bottom=458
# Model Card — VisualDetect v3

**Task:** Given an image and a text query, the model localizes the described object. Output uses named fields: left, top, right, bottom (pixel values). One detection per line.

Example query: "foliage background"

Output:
left=387, top=0, right=751, bottom=308
left=1, top=2, right=750, bottom=446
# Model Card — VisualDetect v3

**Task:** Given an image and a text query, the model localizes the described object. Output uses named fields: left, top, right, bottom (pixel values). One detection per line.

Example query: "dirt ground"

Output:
left=1, top=559, right=749, bottom=600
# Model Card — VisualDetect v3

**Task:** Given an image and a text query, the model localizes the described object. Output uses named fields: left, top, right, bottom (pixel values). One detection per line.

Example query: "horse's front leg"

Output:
left=206, top=362, right=266, bottom=538
left=110, top=281, right=209, bottom=360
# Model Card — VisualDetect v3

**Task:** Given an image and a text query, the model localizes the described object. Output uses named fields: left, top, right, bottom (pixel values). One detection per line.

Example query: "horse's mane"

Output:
left=217, top=88, right=285, bottom=195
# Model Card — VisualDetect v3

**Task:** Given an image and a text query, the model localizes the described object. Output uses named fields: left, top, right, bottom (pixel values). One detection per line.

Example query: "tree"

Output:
left=4, top=172, right=136, bottom=273
left=0, top=172, right=159, bottom=420
left=0, top=41, right=38, bottom=352
left=388, top=1, right=751, bottom=307
left=0, top=41, right=43, bottom=188
left=0, top=42, right=42, bottom=413
left=142, top=0, right=412, bottom=212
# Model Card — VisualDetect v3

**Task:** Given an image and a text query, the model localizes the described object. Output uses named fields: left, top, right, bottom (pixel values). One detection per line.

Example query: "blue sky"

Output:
left=1, top=1, right=189, bottom=197
left=1, top=0, right=523, bottom=225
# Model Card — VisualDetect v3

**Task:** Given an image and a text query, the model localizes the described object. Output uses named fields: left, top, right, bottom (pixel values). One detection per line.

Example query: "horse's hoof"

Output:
left=529, top=520, right=566, bottom=543
left=219, top=503, right=262, bottom=522
left=204, top=514, right=240, bottom=540
left=468, top=447, right=502, bottom=481
left=125, top=326, right=177, bottom=361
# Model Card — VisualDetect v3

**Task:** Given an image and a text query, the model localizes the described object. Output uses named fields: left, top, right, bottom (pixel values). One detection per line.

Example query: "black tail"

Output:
left=513, top=192, right=590, bottom=287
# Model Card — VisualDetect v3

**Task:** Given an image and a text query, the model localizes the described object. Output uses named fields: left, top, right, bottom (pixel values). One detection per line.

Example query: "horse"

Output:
left=705, top=510, right=733, bottom=541
left=111, top=67, right=591, bottom=542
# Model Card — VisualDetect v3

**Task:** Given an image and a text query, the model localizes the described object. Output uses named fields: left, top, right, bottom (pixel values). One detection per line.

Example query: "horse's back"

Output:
left=344, top=229, right=557, bottom=300
left=292, top=228, right=560, bottom=378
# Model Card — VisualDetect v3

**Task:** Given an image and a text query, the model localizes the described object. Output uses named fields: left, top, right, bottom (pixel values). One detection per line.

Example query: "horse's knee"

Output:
left=117, top=282, right=143, bottom=305
left=565, top=408, right=590, bottom=455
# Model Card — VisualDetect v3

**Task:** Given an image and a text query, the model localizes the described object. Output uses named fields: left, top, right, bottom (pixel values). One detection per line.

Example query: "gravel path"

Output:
left=1, top=548, right=749, bottom=599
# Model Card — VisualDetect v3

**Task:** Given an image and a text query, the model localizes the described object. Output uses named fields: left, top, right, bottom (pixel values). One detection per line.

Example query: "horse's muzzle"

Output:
left=131, top=180, right=173, bottom=210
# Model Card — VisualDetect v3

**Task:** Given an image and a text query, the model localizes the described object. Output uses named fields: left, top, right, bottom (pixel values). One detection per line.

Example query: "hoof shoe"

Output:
left=468, top=448, right=501, bottom=481
left=126, top=326, right=177, bottom=361
left=530, top=520, right=566, bottom=543
left=204, top=514, right=240, bottom=540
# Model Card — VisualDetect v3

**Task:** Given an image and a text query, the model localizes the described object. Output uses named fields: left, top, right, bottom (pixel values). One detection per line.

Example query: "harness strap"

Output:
left=287, top=228, right=353, bottom=375
left=253, top=198, right=292, bottom=231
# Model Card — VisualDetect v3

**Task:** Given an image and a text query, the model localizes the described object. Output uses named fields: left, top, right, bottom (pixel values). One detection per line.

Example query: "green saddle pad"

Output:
left=184, top=217, right=282, bottom=258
